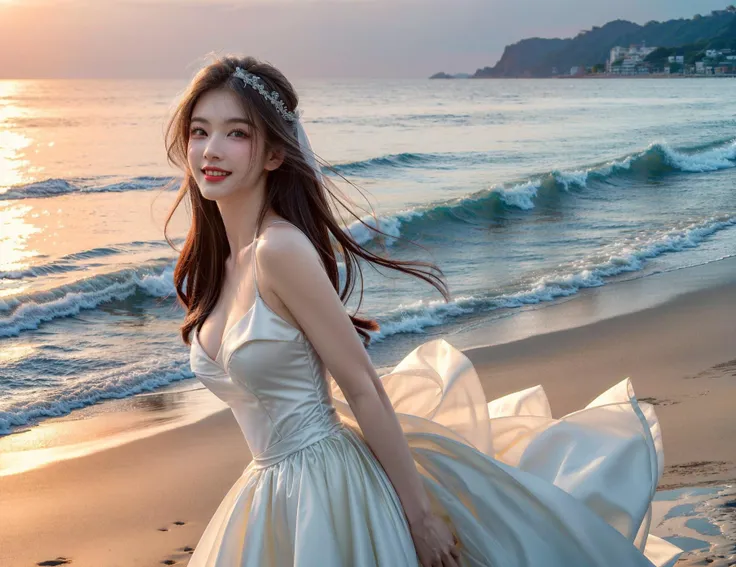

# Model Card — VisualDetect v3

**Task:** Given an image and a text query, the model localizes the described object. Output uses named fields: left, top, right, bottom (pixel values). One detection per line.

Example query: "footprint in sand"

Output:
left=666, top=460, right=730, bottom=477
left=686, top=359, right=736, bottom=380
left=159, top=545, right=196, bottom=565
left=638, top=396, right=680, bottom=407
left=713, top=358, right=736, bottom=376
left=157, top=522, right=194, bottom=564
left=37, top=559, right=72, bottom=566
left=158, top=520, right=187, bottom=532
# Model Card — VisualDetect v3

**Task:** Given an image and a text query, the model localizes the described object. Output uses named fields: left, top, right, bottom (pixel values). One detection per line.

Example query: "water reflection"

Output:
left=0, top=342, right=35, bottom=365
left=0, top=386, right=227, bottom=477
left=0, top=202, right=41, bottom=279
left=0, top=80, right=34, bottom=191
left=654, top=485, right=736, bottom=566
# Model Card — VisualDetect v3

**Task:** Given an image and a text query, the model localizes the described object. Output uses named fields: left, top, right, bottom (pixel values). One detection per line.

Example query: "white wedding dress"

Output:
left=188, top=222, right=683, bottom=567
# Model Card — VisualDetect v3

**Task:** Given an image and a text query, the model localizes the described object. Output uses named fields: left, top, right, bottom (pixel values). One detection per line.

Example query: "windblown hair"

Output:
left=163, top=54, right=450, bottom=347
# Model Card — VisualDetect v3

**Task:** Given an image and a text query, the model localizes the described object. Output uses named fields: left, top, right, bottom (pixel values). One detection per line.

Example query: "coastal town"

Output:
left=431, top=8, right=736, bottom=79
left=562, top=43, right=736, bottom=77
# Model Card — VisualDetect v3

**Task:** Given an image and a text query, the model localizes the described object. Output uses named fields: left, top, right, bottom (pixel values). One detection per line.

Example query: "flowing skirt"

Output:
left=189, top=339, right=683, bottom=566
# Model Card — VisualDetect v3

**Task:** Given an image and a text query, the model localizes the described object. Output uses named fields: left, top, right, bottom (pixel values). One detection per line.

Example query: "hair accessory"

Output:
left=232, top=66, right=321, bottom=183
left=233, top=67, right=300, bottom=123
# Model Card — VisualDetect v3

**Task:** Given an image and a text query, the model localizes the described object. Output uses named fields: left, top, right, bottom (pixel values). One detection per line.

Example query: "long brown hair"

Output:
left=163, top=54, right=450, bottom=347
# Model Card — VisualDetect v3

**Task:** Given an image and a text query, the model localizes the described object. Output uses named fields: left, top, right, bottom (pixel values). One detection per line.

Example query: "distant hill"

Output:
left=430, top=72, right=472, bottom=79
left=472, top=8, right=736, bottom=77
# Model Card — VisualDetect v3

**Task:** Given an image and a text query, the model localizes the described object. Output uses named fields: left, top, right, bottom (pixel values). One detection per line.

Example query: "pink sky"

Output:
left=0, top=0, right=729, bottom=79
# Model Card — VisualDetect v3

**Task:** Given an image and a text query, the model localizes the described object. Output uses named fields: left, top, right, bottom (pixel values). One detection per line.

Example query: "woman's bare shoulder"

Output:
left=256, top=220, right=325, bottom=275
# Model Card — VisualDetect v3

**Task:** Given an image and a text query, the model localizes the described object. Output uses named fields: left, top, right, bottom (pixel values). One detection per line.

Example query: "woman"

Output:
left=164, top=55, right=682, bottom=566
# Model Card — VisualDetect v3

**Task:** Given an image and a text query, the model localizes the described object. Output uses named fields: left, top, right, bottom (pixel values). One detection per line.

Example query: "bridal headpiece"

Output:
left=231, top=66, right=321, bottom=183
left=233, top=67, right=301, bottom=124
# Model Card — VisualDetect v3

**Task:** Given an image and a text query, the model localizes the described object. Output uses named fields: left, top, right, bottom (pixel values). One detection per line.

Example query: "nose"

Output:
left=203, top=134, right=224, bottom=161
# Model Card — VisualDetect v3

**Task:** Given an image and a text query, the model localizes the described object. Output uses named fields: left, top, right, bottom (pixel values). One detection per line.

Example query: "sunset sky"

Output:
left=0, top=0, right=730, bottom=79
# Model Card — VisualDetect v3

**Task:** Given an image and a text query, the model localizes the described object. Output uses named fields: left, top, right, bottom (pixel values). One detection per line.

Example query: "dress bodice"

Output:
left=189, top=222, right=342, bottom=467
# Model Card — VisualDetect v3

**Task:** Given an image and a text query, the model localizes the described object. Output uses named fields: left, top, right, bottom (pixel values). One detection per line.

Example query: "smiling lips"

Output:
left=202, top=166, right=232, bottom=182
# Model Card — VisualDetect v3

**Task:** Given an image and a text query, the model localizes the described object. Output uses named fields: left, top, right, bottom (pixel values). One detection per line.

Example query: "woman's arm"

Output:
left=258, top=226, right=459, bottom=567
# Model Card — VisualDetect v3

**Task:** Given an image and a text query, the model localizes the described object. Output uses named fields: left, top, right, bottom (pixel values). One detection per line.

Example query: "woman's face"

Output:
left=187, top=88, right=271, bottom=201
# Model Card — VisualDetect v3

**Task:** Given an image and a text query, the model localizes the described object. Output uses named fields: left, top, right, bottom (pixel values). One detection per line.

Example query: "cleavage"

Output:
left=198, top=300, right=257, bottom=363
left=198, top=266, right=258, bottom=361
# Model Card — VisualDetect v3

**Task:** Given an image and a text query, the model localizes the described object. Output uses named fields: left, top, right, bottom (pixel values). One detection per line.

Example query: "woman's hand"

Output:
left=409, top=512, right=461, bottom=567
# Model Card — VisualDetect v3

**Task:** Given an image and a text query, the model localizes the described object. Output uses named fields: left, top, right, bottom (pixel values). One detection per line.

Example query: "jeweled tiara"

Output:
left=233, top=67, right=300, bottom=123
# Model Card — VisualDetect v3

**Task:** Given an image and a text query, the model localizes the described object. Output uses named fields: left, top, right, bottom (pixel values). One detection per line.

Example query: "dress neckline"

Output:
left=194, top=219, right=296, bottom=364
left=192, top=293, right=305, bottom=372
left=194, top=298, right=259, bottom=366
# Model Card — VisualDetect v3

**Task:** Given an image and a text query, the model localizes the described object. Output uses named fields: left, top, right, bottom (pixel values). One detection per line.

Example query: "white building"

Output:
left=609, top=46, right=628, bottom=66
left=607, top=44, right=658, bottom=74
left=668, top=55, right=685, bottom=64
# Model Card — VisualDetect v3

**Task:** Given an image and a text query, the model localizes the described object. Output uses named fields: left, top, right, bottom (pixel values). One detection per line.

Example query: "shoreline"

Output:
left=450, top=256, right=736, bottom=354
left=2, top=256, right=735, bottom=477
left=0, top=259, right=734, bottom=566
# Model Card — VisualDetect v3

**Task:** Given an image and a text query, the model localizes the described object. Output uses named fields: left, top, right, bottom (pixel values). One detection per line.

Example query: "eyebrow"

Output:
left=190, top=117, right=254, bottom=125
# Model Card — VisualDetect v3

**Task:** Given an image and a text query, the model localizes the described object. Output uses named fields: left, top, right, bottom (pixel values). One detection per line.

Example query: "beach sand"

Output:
left=1, top=269, right=734, bottom=566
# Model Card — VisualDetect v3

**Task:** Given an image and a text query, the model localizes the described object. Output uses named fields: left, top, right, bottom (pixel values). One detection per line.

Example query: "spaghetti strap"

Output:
left=251, top=220, right=294, bottom=299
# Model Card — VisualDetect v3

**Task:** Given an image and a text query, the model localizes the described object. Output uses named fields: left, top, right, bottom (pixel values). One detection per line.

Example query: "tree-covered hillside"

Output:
left=473, top=8, right=736, bottom=77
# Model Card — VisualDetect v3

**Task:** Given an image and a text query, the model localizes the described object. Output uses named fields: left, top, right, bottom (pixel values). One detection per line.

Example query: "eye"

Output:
left=188, top=127, right=248, bottom=137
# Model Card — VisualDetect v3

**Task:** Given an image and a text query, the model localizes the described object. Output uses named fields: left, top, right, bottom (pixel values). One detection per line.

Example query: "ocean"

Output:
left=0, top=77, right=735, bottom=439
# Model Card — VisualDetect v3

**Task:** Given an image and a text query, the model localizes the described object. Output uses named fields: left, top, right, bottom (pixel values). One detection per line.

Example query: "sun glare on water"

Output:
left=0, top=81, right=36, bottom=191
